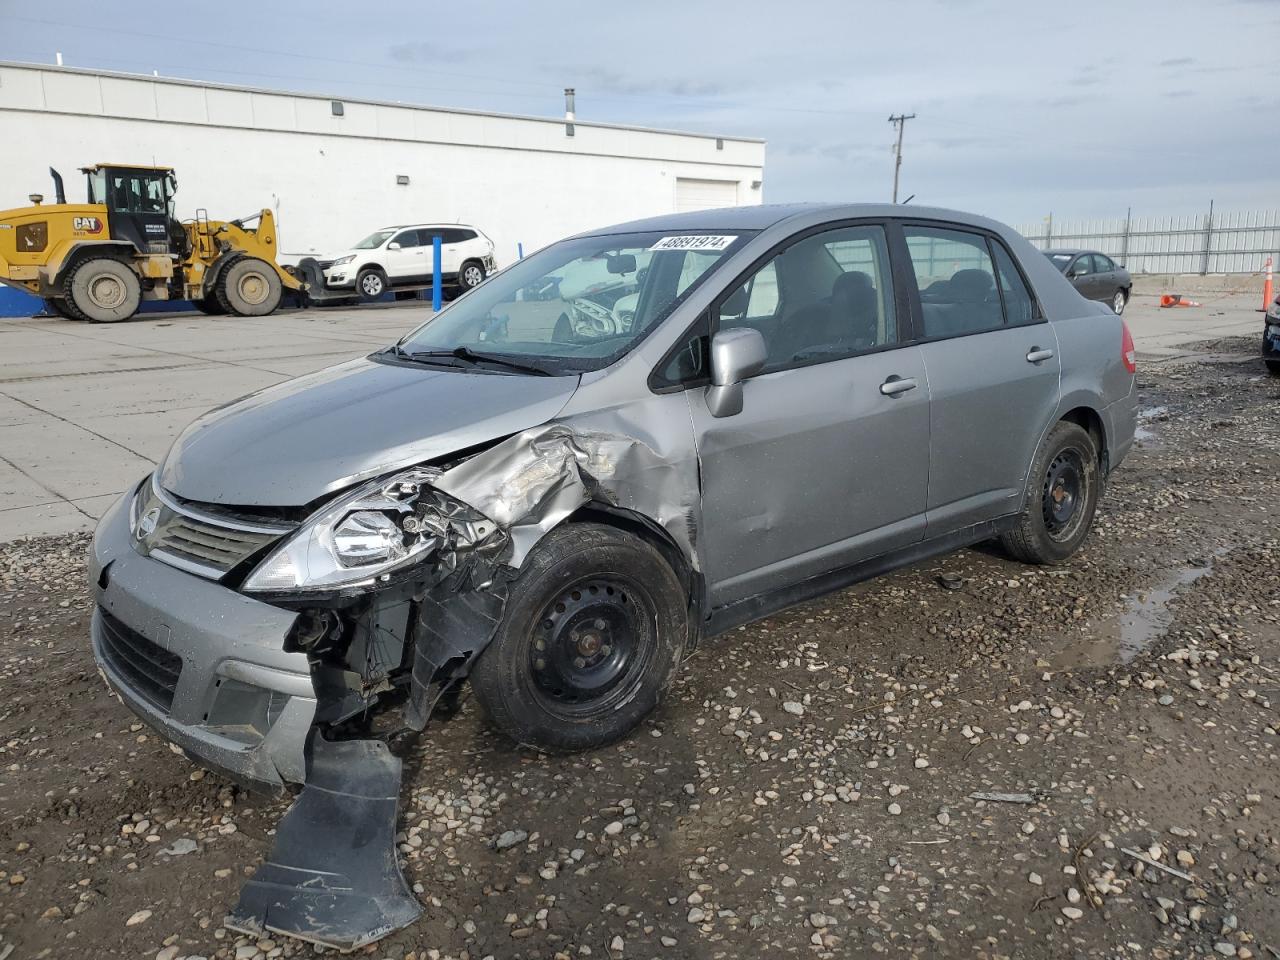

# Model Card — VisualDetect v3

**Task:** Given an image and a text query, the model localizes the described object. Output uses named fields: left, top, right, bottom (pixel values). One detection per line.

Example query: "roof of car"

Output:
left=384, top=223, right=479, bottom=230
left=580, top=202, right=1014, bottom=237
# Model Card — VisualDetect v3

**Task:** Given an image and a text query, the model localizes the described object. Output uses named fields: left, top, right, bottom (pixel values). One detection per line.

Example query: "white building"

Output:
left=0, top=62, right=766, bottom=266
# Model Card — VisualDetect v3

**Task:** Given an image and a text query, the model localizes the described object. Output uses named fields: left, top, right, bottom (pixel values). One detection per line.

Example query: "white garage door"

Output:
left=675, top=178, right=739, bottom=213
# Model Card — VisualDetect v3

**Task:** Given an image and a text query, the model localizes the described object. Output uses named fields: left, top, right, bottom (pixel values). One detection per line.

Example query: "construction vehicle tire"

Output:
left=42, top=298, right=77, bottom=319
left=215, top=257, right=282, bottom=317
left=63, top=257, right=141, bottom=323
left=194, top=296, right=226, bottom=316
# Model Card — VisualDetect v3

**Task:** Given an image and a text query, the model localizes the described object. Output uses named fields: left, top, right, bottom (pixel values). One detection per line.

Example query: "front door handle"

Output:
left=879, top=375, right=918, bottom=396
left=1026, top=347, right=1055, bottom=363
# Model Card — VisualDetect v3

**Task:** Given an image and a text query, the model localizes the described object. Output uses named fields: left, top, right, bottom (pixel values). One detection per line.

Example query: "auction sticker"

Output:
left=649, top=235, right=737, bottom=252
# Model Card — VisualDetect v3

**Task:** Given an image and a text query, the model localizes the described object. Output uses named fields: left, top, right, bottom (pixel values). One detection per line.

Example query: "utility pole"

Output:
left=888, top=113, right=916, bottom=203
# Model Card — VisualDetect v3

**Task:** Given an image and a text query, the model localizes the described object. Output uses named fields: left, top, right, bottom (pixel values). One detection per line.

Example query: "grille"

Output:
left=150, top=512, right=278, bottom=575
left=97, top=609, right=183, bottom=712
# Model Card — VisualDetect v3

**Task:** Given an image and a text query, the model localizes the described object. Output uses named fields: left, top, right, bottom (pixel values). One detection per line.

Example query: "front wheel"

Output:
left=470, top=523, right=687, bottom=753
left=214, top=257, right=282, bottom=317
left=1111, top=289, right=1128, bottom=315
left=1266, top=359, right=1280, bottom=375
left=356, top=267, right=388, bottom=302
left=459, top=260, right=486, bottom=291
left=1000, top=421, right=1100, bottom=565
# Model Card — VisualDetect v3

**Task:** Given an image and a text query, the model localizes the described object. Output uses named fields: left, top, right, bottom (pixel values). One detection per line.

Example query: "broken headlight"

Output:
left=243, top=467, right=474, bottom=592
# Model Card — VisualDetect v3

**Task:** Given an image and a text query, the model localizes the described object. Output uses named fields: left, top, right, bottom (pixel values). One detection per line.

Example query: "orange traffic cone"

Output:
left=1159, top=294, right=1202, bottom=308
left=1260, top=256, right=1274, bottom=313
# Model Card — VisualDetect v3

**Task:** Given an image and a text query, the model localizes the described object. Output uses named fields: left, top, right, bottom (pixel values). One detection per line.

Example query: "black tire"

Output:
left=458, top=259, right=486, bottom=291
left=1111, top=288, right=1128, bottom=315
left=63, top=257, right=141, bottom=323
left=1000, top=421, right=1100, bottom=565
left=194, top=296, right=225, bottom=316
left=1266, top=359, right=1280, bottom=375
left=470, top=523, right=687, bottom=753
left=42, top=298, right=77, bottom=319
left=355, top=267, right=388, bottom=302
left=214, top=257, right=282, bottom=317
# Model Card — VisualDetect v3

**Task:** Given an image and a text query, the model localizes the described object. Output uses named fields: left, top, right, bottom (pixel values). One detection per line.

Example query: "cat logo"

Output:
left=72, top=216, right=104, bottom=234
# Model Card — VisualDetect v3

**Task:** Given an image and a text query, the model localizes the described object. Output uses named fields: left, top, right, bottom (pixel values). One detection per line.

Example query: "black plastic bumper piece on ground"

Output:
left=225, top=735, right=422, bottom=950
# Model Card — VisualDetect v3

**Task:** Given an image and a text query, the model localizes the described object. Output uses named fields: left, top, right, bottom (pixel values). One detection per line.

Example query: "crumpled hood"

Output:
left=158, top=356, right=578, bottom=507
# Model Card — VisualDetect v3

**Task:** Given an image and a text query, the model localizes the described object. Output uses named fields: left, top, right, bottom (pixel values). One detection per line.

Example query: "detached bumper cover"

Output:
left=88, top=491, right=315, bottom=791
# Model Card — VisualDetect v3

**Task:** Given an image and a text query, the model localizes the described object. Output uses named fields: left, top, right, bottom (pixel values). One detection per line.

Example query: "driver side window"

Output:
left=716, top=225, right=896, bottom=374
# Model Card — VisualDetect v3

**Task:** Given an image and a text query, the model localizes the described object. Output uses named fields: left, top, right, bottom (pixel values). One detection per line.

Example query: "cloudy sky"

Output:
left=2, top=0, right=1276, bottom=225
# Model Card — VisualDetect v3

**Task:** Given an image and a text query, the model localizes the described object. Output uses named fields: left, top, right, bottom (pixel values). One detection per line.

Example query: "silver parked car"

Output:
left=89, top=204, right=1138, bottom=792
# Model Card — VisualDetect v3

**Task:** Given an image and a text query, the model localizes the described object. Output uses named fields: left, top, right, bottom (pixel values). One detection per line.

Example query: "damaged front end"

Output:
left=92, top=415, right=701, bottom=949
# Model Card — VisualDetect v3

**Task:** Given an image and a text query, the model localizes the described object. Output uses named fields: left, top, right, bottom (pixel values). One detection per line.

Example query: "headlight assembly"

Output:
left=243, top=467, right=492, bottom=593
left=331, top=255, right=356, bottom=267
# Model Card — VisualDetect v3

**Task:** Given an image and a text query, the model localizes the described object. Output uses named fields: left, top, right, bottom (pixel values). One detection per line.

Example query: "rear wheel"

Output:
left=1111, top=289, right=1128, bottom=315
left=63, top=257, right=141, bottom=323
left=214, top=257, right=282, bottom=317
left=356, top=267, right=388, bottom=302
left=470, top=523, right=687, bottom=753
left=1000, top=421, right=1100, bottom=565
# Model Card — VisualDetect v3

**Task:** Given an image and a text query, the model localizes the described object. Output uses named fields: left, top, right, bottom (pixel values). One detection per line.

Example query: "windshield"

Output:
left=394, top=230, right=750, bottom=374
left=354, top=229, right=396, bottom=249
left=1044, top=252, right=1073, bottom=272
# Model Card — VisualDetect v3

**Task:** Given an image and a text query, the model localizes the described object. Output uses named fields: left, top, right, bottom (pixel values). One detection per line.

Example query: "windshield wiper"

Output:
left=395, top=345, right=553, bottom=376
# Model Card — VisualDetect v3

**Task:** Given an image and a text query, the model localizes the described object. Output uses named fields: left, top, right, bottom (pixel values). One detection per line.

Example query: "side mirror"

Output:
left=705, top=327, right=767, bottom=418
left=387, top=241, right=401, bottom=250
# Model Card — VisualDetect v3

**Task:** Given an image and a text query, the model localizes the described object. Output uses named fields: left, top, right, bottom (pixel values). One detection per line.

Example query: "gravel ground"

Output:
left=1, top=339, right=1277, bottom=960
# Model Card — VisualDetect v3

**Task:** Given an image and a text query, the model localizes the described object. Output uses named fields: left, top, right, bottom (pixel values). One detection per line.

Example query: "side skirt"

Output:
left=704, top=516, right=1018, bottom=638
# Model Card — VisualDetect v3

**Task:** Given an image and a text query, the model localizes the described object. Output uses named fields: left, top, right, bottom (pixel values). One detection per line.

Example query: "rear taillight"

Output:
left=1121, top=320, right=1136, bottom=374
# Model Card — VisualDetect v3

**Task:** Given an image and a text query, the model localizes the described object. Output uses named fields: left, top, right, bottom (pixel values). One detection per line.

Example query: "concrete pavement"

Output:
left=0, top=291, right=1267, bottom=543
left=0, top=302, right=423, bottom=542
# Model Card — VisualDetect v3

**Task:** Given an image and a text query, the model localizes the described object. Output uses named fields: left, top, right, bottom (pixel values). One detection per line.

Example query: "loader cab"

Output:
left=82, top=164, right=181, bottom=256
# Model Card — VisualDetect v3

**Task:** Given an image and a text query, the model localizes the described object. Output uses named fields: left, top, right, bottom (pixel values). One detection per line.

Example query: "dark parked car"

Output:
left=1044, top=249, right=1131, bottom=315
left=1264, top=293, right=1280, bottom=374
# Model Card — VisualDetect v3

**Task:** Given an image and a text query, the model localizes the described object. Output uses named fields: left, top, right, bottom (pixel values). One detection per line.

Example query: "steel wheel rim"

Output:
left=1113, top=291, right=1124, bottom=314
left=362, top=274, right=383, bottom=296
left=238, top=271, right=269, bottom=305
left=1042, top=449, right=1085, bottom=541
left=89, top=273, right=125, bottom=309
left=528, top=576, right=656, bottom=715
left=464, top=266, right=483, bottom=287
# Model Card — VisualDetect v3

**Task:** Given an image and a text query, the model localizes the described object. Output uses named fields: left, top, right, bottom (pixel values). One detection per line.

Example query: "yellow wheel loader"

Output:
left=0, top=165, right=304, bottom=322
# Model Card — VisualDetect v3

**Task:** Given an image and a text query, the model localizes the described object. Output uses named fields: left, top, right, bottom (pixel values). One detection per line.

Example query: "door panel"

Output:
left=692, top=347, right=931, bottom=608
left=918, top=326, right=1061, bottom=533
left=385, top=229, right=427, bottom=280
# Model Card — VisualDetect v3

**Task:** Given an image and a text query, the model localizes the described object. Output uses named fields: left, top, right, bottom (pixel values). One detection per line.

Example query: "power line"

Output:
left=888, top=113, right=915, bottom=203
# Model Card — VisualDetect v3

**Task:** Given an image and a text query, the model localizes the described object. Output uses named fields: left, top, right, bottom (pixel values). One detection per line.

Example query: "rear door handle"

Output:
left=1026, top=347, right=1055, bottom=363
left=879, top=375, right=918, bottom=396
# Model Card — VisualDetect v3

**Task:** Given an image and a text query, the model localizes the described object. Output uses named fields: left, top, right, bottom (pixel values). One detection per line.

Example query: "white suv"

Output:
left=319, top=224, right=497, bottom=300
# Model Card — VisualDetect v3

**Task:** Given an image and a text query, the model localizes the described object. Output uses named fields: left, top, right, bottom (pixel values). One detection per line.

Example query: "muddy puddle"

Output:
left=1045, top=549, right=1227, bottom=670
left=1135, top=405, right=1169, bottom=444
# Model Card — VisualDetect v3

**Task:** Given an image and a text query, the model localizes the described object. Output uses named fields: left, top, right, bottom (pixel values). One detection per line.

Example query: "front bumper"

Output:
left=1263, top=319, right=1280, bottom=359
left=88, top=490, right=316, bottom=792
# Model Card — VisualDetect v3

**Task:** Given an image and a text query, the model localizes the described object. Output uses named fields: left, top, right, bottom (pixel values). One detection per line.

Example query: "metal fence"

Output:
left=1015, top=206, right=1280, bottom=275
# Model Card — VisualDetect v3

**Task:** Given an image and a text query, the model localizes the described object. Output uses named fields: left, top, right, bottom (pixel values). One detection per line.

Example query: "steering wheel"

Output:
left=568, top=298, right=618, bottom=338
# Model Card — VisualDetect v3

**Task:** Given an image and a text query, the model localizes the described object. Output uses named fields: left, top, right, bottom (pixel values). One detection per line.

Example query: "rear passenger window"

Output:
left=717, top=225, right=896, bottom=373
left=903, top=227, right=1003, bottom=338
left=991, top=243, right=1039, bottom=326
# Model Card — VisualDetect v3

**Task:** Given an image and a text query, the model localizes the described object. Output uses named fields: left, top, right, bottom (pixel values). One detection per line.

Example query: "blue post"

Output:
left=432, top=234, right=442, bottom=312
left=517, top=242, right=524, bottom=260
